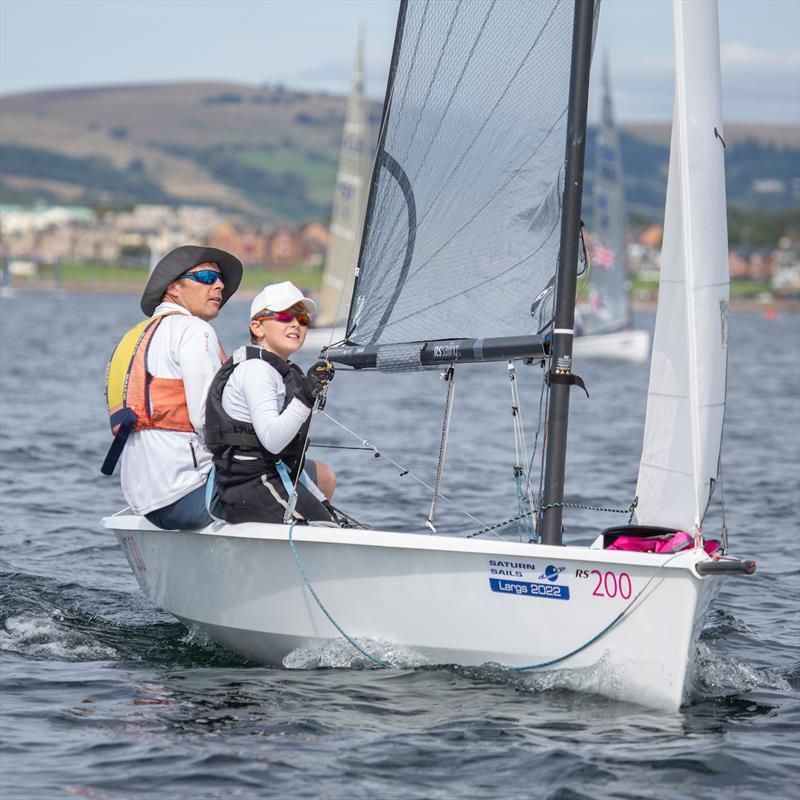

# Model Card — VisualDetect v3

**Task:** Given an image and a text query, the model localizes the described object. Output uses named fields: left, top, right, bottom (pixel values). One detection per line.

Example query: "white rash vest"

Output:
left=120, top=302, right=223, bottom=515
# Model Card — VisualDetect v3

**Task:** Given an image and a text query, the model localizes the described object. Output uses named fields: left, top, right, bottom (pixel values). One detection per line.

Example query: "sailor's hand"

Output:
left=298, top=360, right=335, bottom=407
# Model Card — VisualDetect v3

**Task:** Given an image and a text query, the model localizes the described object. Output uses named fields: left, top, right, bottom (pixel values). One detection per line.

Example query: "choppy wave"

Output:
left=2, top=297, right=799, bottom=799
left=1, top=611, right=118, bottom=661
left=0, top=570, right=250, bottom=668
left=280, top=635, right=795, bottom=710
left=693, top=643, right=792, bottom=696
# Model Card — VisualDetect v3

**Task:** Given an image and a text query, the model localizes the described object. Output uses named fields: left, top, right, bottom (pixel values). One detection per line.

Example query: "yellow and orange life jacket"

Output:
left=101, top=312, right=223, bottom=475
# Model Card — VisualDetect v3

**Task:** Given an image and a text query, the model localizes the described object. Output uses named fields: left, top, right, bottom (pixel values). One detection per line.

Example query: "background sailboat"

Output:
left=573, top=52, right=650, bottom=362
left=304, top=31, right=371, bottom=350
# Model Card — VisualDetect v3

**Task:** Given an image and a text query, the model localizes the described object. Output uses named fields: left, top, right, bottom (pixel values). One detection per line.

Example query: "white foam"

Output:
left=283, top=637, right=427, bottom=670
left=692, top=643, right=791, bottom=696
left=0, top=613, right=117, bottom=661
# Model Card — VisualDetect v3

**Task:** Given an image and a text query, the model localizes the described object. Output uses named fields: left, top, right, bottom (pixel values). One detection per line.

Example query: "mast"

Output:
left=540, top=0, right=597, bottom=546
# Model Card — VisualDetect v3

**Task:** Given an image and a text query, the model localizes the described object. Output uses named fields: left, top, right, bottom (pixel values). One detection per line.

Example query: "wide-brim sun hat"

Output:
left=250, top=281, right=318, bottom=319
left=141, top=245, right=243, bottom=316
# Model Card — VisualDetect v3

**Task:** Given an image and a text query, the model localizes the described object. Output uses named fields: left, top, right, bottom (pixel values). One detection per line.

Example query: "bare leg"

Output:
left=311, top=460, right=336, bottom=500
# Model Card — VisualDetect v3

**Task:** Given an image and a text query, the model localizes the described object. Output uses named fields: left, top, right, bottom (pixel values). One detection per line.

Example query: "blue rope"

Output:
left=287, top=522, right=395, bottom=669
left=509, top=609, right=626, bottom=670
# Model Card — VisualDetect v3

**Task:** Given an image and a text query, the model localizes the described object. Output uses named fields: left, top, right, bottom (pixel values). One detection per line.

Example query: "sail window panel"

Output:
left=349, top=0, right=578, bottom=347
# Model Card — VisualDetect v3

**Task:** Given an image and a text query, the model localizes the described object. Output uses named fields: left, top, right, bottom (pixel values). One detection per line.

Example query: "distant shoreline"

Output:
left=6, top=280, right=799, bottom=313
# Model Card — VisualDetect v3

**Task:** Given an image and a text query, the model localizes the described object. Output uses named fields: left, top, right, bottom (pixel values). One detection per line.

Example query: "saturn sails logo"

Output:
left=539, top=564, right=565, bottom=582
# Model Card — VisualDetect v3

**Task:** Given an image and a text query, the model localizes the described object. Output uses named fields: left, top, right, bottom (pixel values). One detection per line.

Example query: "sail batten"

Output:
left=345, top=0, right=586, bottom=354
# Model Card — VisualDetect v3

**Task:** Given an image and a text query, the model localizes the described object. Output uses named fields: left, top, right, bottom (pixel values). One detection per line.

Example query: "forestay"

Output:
left=636, top=0, right=730, bottom=532
left=581, top=52, right=630, bottom=336
left=346, top=0, right=582, bottom=351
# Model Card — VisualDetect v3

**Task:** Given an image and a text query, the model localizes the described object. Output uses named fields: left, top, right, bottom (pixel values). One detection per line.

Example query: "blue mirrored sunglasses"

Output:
left=176, top=269, right=223, bottom=285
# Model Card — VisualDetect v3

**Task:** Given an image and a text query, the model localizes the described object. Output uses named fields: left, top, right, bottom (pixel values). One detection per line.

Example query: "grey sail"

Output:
left=334, top=0, right=587, bottom=367
left=316, top=31, right=372, bottom=328
left=580, top=51, right=630, bottom=335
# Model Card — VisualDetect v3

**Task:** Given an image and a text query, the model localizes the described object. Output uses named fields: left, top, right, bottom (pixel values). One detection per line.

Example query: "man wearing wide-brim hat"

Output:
left=103, top=245, right=242, bottom=530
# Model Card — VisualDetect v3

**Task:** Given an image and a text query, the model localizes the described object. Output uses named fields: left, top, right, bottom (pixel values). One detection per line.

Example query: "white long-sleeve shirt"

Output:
left=221, top=348, right=325, bottom=501
left=120, top=302, right=223, bottom=515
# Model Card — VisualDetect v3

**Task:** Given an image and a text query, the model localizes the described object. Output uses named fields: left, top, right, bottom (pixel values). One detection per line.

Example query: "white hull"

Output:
left=106, top=515, right=720, bottom=711
left=573, top=328, right=650, bottom=362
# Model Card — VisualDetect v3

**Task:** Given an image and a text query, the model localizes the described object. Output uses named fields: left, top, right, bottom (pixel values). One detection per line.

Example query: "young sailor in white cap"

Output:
left=102, top=245, right=243, bottom=530
left=204, top=281, right=338, bottom=525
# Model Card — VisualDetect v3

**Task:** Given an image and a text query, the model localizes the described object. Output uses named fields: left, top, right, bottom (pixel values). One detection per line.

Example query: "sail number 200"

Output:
left=574, top=569, right=632, bottom=599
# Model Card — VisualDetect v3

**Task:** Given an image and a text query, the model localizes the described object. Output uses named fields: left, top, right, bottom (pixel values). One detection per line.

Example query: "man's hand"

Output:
left=298, top=360, right=335, bottom=407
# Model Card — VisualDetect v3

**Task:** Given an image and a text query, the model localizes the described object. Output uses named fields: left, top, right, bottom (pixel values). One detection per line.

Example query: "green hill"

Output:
left=1, top=82, right=797, bottom=223
left=0, top=82, right=382, bottom=220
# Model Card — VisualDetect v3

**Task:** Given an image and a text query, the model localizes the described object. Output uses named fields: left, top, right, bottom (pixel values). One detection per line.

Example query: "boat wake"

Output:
left=0, top=611, right=118, bottom=661
left=280, top=635, right=791, bottom=708
left=692, top=643, right=791, bottom=698
left=0, top=570, right=249, bottom=668
left=283, top=638, right=428, bottom=670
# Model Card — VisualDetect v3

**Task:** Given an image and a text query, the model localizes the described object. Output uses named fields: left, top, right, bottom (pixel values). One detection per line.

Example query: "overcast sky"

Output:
left=1, top=0, right=798, bottom=124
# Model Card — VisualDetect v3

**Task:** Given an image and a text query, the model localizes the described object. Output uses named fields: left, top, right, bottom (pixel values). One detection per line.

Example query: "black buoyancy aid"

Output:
left=205, top=347, right=310, bottom=482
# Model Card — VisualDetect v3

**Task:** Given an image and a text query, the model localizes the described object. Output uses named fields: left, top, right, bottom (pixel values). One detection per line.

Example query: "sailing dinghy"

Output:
left=573, top=52, right=650, bottom=362
left=104, top=0, right=754, bottom=711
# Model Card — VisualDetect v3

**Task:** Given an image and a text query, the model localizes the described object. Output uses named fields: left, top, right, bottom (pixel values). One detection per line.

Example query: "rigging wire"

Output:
left=507, top=360, right=537, bottom=541
left=318, top=409, right=490, bottom=530
left=426, top=364, right=457, bottom=533
left=466, top=496, right=639, bottom=539
left=534, top=361, right=551, bottom=537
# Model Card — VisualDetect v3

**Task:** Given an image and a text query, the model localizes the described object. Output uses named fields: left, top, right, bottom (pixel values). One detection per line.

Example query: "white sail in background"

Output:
left=316, top=31, right=371, bottom=329
left=636, top=0, right=730, bottom=532
left=581, top=51, right=630, bottom=336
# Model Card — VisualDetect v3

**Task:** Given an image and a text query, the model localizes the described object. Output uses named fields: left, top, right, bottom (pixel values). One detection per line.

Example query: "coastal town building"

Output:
left=1, top=203, right=797, bottom=295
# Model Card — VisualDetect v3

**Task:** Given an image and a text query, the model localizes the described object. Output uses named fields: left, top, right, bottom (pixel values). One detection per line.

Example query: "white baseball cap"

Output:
left=249, top=281, right=318, bottom=319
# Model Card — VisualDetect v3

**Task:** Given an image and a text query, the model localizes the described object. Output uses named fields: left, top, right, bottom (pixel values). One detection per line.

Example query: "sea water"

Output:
left=1, top=292, right=798, bottom=799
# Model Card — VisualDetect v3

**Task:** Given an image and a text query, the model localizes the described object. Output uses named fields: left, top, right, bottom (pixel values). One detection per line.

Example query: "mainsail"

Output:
left=580, top=51, right=630, bottom=336
left=316, top=31, right=371, bottom=328
left=635, top=0, right=730, bottom=532
left=340, top=0, right=589, bottom=356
